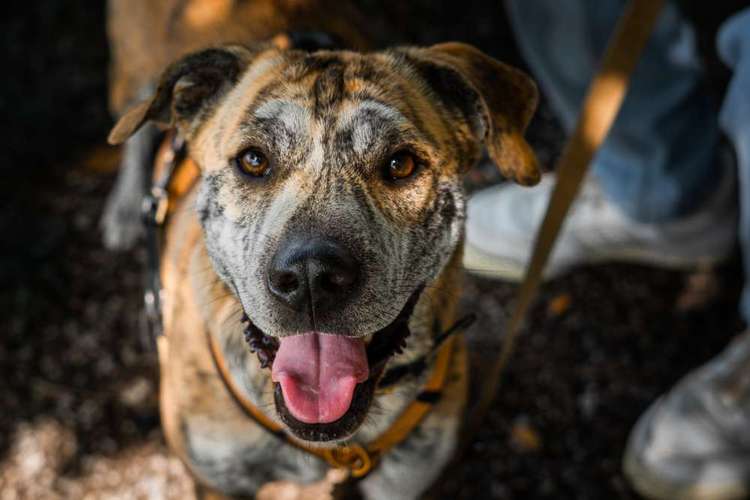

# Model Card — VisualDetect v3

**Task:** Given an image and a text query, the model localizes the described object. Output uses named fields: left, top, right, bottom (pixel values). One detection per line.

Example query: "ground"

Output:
left=0, top=2, right=743, bottom=499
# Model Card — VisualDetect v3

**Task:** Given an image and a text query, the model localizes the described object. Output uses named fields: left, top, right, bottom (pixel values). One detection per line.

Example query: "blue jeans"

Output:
left=718, top=10, right=750, bottom=321
left=507, top=1, right=750, bottom=320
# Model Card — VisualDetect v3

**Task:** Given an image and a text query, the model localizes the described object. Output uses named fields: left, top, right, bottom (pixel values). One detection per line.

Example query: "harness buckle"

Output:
left=143, top=287, right=163, bottom=338
left=323, top=444, right=373, bottom=478
left=141, top=186, right=169, bottom=227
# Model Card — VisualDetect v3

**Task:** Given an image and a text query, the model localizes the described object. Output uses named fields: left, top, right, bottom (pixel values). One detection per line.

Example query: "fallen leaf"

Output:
left=510, top=417, right=543, bottom=453
left=547, top=293, right=572, bottom=317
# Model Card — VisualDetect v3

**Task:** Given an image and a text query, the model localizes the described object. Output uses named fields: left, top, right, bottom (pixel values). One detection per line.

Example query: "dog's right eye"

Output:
left=235, top=148, right=270, bottom=177
left=384, top=151, right=418, bottom=182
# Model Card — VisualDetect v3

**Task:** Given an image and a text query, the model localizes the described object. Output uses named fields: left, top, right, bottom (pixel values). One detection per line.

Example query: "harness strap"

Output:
left=142, top=134, right=185, bottom=341
left=206, top=318, right=459, bottom=478
left=366, top=333, right=457, bottom=458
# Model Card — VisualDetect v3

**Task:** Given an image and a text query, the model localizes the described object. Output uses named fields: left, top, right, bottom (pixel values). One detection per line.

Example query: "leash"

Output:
left=462, top=0, right=666, bottom=450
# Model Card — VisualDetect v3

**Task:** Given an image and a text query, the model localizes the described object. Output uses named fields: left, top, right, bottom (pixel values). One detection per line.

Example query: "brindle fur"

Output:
left=106, top=2, right=540, bottom=498
left=102, top=0, right=371, bottom=250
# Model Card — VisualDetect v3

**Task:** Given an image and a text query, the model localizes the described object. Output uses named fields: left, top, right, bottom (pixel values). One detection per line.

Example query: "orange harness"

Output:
left=207, top=324, right=457, bottom=478
left=147, top=138, right=463, bottom=479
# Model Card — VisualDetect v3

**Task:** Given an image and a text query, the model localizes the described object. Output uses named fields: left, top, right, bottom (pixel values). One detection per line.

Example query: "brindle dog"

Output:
left=104, top=1, right=540, bottom=498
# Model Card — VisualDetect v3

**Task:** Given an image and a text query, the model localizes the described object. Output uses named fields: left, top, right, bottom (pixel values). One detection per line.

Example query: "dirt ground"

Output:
left=1, top=2, right=745, bottom=499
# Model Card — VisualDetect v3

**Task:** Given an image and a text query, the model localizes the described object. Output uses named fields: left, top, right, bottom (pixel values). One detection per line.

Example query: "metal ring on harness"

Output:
left=322, top=444, right=373, bottom=478
left=142, top=185, right=169, bottom=226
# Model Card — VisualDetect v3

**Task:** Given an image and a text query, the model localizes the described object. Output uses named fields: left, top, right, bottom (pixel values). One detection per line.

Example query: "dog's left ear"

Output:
left=108, top=45, right=255, bottom=145
left=399, top=42, right=541, bottom=185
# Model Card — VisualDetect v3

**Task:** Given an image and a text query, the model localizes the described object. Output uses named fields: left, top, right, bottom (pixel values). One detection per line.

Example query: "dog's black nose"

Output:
left=267, top=237, right=360, bottom=313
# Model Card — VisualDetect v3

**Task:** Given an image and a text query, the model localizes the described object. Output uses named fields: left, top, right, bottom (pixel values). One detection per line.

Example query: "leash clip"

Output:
left=141, top=186, right=169, bottom=227
left=143, top=287, right=163, bottom=338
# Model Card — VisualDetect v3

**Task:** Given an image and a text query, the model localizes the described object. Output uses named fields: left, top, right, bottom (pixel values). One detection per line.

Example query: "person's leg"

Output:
left=507, top=0, right=721, bottom=221
left=720, top=10, right=750, bottom=325
left=624, top=9, right=750, bottom=500
left=464, top=0, right=735, bottom=280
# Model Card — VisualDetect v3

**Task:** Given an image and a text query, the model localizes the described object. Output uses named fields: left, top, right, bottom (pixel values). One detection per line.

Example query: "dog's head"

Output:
left=110, top=41, right=539, bottom=442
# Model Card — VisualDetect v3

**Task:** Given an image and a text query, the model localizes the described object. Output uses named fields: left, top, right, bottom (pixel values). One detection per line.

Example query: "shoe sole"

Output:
left=623, top=446, right=749, bottom=500
left=462, top=241, right=728, bottom=283
left=461, top=242, right=529, bottom=281
left=622, top=396, right=750, bottom=500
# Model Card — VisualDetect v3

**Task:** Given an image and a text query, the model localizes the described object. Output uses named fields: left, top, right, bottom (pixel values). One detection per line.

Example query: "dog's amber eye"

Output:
left=386, top=152, right=417, bottom=181
left=236, top=148, right=270, bottom=177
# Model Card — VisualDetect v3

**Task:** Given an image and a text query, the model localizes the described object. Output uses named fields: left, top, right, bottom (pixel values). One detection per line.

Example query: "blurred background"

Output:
left=0, top=1, right=745, bottom=498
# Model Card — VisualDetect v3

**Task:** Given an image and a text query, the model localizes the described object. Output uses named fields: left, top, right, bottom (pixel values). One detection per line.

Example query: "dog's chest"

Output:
left=182, top=415, right=328, bottom=494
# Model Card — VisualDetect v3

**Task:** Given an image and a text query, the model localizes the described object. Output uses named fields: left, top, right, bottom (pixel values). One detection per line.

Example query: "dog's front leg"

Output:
left=358, top=348, right=468, bottom=500
left=358, top=417, right=461, bottom=500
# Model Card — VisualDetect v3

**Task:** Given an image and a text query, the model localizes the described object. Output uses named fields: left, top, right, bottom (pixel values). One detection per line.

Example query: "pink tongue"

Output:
left=271, top=333, right=368, bottom=424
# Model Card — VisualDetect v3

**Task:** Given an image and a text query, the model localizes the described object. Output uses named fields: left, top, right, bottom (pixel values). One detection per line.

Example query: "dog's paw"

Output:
left=100, top=184, right=144, bottom=251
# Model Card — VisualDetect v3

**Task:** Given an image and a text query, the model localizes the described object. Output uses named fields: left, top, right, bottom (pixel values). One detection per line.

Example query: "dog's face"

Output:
left=111, top=41, right=539, bottom=442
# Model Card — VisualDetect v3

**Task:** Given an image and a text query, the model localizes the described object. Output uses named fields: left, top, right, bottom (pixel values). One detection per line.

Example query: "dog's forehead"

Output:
left=219, top=51, right=432, bottom=152
left=249, top=97, right=408, bottom=144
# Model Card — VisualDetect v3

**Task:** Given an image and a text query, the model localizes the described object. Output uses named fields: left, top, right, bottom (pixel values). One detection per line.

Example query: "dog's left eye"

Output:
left=235, top=148, right=270, bottom=177
left=385, top=152, right=418, bottom=181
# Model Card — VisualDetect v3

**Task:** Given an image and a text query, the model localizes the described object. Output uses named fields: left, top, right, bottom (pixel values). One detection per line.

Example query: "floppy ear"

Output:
left=399, top=42, right=541, bottom=185
left=108, top=45, right=255, bottom=145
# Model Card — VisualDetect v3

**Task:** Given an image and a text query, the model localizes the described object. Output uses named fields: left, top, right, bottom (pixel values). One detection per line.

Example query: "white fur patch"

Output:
left=257, top=174, right=312, bottom=245
left=338, top=100, right=405, bottom=155
left=254, top=100, right=311, bottom=143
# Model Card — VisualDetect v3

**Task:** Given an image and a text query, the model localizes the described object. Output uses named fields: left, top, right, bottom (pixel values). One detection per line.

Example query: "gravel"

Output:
left=2, top=2, right=743, bottom=499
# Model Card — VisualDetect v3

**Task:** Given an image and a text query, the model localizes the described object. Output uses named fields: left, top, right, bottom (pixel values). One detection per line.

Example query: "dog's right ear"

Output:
left=108, top=45, right=256, bottom=145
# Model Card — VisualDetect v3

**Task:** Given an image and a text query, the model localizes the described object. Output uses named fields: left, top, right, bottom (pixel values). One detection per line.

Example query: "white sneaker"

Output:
left=624, top=331, right=750, bottom=500
left=464, top=171, right=736, bottom=281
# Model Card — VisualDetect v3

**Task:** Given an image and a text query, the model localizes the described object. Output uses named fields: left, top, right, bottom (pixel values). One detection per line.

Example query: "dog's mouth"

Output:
left=243, top=287, right=422, bottom=442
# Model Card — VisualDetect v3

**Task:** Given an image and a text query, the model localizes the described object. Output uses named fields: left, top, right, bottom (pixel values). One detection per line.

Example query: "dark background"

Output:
left=0, top=1, right=745, bottom=498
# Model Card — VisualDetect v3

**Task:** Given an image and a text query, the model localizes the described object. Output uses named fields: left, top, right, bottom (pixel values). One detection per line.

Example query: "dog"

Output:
left=103, top=1, right=540, bottom=498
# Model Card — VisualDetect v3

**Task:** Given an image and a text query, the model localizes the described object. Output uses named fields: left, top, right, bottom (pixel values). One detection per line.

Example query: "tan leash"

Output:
left=467, top=0, right=666, bottom=435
